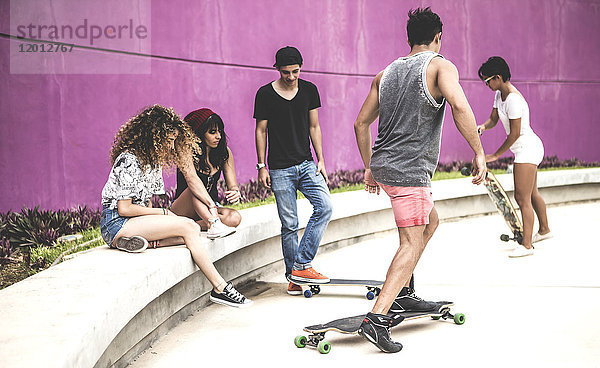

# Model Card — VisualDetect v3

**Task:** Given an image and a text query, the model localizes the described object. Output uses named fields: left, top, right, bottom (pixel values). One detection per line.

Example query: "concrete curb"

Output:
left=0, top=168, right=598, bottom=368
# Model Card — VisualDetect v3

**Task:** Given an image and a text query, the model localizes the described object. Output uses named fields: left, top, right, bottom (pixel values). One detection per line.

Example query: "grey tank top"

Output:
left=370, top=51, right=446, bottom=187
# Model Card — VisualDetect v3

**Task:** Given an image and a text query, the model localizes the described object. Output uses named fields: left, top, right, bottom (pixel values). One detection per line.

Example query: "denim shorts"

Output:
left=100, top=205, right=129, bottom=246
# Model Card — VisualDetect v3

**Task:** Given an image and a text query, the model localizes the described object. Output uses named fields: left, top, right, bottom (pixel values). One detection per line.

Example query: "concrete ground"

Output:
left=130, top=201, right=600, bottom=368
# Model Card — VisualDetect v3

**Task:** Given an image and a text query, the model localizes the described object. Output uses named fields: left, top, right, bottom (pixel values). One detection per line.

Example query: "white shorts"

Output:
left=511, top=134, right=544, bottom=165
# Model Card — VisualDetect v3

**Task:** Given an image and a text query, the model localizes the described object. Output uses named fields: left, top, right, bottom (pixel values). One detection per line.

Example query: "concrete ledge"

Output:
left=0, top=168, right=598, bottom=368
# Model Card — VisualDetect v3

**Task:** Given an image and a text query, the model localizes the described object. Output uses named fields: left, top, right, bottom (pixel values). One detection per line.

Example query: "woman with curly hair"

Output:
left=171, top=108, right=241, bottom=233
left=100, top=104, right=252, bottom=307
left=477, top=57, right=552, bottom=258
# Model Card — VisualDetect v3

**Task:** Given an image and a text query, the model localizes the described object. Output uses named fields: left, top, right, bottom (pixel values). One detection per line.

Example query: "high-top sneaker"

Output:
left=210, top=282, right=253, bottom=308
left=207, top=218, right=236, bottom=239
left=389, top=292, right=439, bottom=313
left=358, top=312, right=404, bottom=353
left=114, top=236, right=148, bottom=253
left=289, top=267, right=330, bottom=284
left=287, top=282, right=303, bottom=295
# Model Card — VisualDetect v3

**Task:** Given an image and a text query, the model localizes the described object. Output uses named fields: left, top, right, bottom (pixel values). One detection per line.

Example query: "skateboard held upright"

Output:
left=462, top=166, right=523, bottom=244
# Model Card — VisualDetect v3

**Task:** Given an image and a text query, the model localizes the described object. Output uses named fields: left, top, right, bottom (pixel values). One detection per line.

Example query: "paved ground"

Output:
left=130, top=201, right=600, bottom=368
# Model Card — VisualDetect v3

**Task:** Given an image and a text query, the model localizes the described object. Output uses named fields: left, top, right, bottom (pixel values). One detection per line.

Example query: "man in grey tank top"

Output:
left=353, top=7, right=487, bottom=353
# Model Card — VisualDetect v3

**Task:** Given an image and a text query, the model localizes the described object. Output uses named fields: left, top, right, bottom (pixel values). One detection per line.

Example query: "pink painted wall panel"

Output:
left=0, top=0, right=598, bottom=211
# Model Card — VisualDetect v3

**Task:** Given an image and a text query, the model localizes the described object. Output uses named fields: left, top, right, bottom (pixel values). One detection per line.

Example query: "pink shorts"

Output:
left=379, top=184, right=434, bottom=228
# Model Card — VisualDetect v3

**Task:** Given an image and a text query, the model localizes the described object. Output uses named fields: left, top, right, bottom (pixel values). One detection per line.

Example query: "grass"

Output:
left=232, top=166, right=594, bottom=211
left=1, top=165, right=596, bottom=289
left=0, top=227, right=105, bottom=289
left=29, top=227, right=104, bottom=269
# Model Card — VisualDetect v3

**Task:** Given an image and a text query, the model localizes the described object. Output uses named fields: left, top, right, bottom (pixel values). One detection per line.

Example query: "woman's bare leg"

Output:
left=172, top=189, right=241, bottom=230
left=513, top=163, right=537, bottom=249
left=115, top=214, right=227, bottom=291
left=217, top=207, right=241, bottom=227
left=531, top=172, right=551, bottom=234
left=171, top=188, right=214, bottom=224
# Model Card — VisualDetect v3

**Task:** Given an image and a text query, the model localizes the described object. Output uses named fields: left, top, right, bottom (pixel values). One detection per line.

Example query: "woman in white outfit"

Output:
left=477, top=57, right=552, bottom=258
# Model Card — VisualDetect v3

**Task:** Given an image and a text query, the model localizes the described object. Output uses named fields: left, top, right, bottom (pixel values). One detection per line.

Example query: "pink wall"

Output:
left=1, top=0, right=599, bottom=211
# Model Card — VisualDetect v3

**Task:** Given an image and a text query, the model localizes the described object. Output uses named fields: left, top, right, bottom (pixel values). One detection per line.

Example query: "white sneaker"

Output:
left=532, top=231, right=553, bottom=243
left=207, top=218, right=236, bottom=239
left=509, top=246, right=534, bottom=258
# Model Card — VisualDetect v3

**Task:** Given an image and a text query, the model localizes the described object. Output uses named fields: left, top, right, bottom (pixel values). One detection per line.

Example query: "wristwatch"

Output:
left=256, top=163, right=266, bottom=170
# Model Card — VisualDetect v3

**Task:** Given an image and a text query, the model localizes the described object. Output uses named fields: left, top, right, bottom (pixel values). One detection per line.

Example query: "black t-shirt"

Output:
left=253, top=79, right=321, bottom=169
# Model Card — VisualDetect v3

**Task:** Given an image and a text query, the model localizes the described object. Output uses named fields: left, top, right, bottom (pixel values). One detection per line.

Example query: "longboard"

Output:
left=294, top=303, right=464, bottom=354
left=288, top=278, right=383, bottom=299
left=462, top=167, right=524, bottom=244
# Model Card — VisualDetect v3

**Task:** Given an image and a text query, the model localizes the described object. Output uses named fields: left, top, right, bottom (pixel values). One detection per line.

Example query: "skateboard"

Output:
left=294, top=303, right=464, bottom=354
left=461, top=166, right=524, bottom=244
left=288, top=278, right=383, bottom=299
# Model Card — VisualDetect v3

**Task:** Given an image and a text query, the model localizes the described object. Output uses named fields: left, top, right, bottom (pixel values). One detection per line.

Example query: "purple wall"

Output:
left=1, top=0, right=599, bottom=211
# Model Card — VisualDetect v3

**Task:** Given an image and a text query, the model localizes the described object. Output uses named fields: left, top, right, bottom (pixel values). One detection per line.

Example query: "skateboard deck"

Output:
left=461, top=167, right=524, bottom=244
left=288, top=278, right=383, bottom=299
left=295, top=303, right=464, bottom=354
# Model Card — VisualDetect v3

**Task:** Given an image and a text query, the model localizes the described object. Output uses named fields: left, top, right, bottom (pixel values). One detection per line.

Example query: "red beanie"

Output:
left=184, top=108, right=215, bottom=133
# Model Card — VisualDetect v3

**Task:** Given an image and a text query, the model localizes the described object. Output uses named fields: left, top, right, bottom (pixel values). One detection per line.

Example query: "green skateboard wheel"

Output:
left=453, top=313, right=466, bottom=325
left=294, top=335, right=307, bottom=348
left=317, top=340, right=331, bottom=354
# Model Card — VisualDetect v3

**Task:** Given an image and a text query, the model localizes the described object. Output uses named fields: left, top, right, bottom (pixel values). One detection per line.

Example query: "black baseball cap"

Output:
left=274, top=46, right=303, bottom=67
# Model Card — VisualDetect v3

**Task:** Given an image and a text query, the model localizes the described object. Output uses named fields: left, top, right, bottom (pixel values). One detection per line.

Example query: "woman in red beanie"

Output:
left=100, top=105, right=252, bottom=307
left=171, top=108, right=242, bottom=239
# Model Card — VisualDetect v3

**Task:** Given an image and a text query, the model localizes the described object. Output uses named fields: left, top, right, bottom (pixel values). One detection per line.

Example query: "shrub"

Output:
left=151, top=188, right=177, bottom=209
left=0, top=206, right=101, bottom=266
left=0, top=238, right=12, bottom=259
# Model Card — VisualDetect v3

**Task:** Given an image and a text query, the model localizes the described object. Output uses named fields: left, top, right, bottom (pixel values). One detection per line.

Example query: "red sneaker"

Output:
left=287, top=282, right=303, bottom=295
left=290, top=267, right=330, bottom=284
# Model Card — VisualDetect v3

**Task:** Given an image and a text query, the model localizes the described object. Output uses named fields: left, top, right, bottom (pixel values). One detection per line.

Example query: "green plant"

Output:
left=0, top=238, right=13, bottom=259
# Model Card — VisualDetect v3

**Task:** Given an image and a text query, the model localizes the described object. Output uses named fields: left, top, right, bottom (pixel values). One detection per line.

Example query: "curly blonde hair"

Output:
left=110, top=105, right=201, bottom=170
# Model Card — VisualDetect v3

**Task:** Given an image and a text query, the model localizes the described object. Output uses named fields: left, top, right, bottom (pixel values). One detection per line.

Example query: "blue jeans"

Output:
left=270, top=160, right=333, bottom=276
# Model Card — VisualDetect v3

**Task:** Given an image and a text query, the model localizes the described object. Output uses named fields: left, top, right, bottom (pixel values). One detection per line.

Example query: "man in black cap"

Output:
left=254, top=46, right=333, bottom=295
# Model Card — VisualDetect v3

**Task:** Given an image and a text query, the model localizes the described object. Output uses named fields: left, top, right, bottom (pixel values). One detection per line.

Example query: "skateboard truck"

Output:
left=500, top=232, right=523, bottom=244
left=294, top=332, right=331, bottom=354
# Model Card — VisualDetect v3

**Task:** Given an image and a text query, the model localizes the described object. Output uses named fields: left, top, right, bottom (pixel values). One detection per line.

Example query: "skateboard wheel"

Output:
left=304, top=290, right=312, bottom=298
left=366, top=291, right=375, bottom=300
left=317, top=341, right=331, bottom=354
left=500, top=234, right=510, bottom=242
left=453, top=313, right=466, bottom=325
left=294, top=335, right=307, bottom=348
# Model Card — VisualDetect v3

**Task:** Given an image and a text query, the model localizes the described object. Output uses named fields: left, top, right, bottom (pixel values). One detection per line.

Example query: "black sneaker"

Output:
left=389, top=293, right=439, bottom=313
left=114, top=236, right=148, bottom=253
left=210, top=282, right=253, bottom=308
left=358, top=312, right=404, bottom=353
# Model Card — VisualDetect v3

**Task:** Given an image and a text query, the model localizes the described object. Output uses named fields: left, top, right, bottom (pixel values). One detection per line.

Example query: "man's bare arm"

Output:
left=255, top=119, right=271, bottom=188
left=354, top=71, right=383, bottom=194
left=354, top=71, right=383, bottom=168
left=308, top=109, right=328, bottom=180
left=436, top=59, right=486, bottom=184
